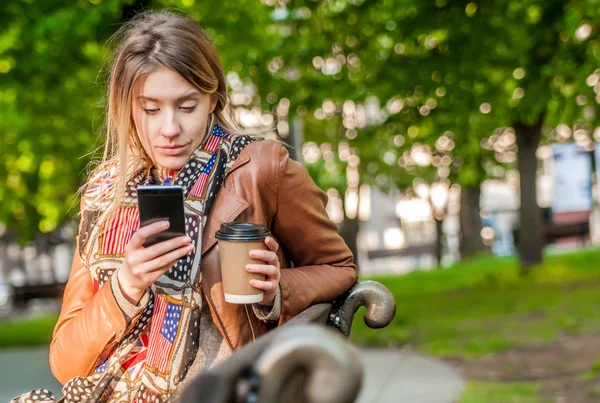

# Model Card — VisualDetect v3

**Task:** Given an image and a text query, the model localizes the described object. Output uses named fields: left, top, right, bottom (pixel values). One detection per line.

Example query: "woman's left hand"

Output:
left=246, top=236, right=281, bottom=306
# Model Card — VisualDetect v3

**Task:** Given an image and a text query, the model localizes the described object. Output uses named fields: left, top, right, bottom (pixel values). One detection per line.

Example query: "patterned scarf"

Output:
left=12, top=120, right=255, bottom=403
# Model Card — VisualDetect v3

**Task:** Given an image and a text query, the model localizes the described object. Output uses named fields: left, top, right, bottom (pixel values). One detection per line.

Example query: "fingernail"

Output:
left=183, top=236, right=191, bottom=244
left=250, top=280, right=256, bottom=286
left=162, top=221, right=170, bottom=229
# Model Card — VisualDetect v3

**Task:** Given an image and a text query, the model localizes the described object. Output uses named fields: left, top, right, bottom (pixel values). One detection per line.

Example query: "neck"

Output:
left=152, top=167, right=177, bottom=184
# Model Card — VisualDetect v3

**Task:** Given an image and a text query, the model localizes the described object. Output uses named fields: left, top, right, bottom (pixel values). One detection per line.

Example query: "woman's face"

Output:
left=132, top=67, right=217, bottom=172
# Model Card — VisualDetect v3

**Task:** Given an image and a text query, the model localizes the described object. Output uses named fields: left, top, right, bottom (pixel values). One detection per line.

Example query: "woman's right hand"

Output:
left=116, top=220, right=193, bottom=304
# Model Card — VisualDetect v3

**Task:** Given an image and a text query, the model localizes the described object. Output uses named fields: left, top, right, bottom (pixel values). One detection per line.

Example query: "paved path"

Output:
left=0, top=347, right=62, bottom=402
left=356, top=349, right=464, bottom=403
left=0, top=347, right=464, bottom=402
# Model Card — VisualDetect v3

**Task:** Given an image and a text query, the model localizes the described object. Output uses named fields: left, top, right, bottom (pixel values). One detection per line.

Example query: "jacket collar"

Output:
left=201, top=152, right=250, bottom=256
left=226, top=152, right=250, bottom=177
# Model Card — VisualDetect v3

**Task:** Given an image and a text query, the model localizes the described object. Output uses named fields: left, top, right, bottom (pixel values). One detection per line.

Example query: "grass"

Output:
left=2, top=248, right=600, bottom=402
left=350, top=248, right=600, bottom=356
left=2, top=249, right=599, bottom=354
left=0, top=313, right=58, bottom=348
left=581, top=359, right=600, bottom=380
left=460, top=381, right=544, bottom=403
left=349, top=249, right=600, bottom=403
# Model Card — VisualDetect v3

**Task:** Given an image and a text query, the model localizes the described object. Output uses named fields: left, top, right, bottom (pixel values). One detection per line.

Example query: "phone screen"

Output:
left=137, top=185, right=187, bottom=248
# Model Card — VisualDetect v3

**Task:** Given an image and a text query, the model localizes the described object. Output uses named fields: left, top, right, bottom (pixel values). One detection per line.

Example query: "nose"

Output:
left=160, top=110, right=181, bottom=138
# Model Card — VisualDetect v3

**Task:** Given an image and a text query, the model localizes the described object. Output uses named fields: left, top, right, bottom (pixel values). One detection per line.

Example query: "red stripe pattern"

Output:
left=100, top=208, right=140, bottom=255
left=204, top=133, right=221, bottom=153
left=189, top=173, right=209, bottom=199
left=203, top=123, right=226, bottom=153
left=146, top=296, right=181, bottom=373
left=189, top=153, right=217, bottom=199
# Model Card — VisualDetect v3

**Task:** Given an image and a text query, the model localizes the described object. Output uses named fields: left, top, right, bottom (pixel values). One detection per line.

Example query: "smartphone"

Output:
left=137, top=185, right=187, bottom=248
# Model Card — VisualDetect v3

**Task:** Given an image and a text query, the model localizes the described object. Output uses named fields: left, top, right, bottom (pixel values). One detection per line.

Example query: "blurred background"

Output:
left=2, top=0, right=600, bottom=401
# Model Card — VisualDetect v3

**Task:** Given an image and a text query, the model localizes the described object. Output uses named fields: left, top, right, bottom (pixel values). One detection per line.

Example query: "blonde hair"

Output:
left=83, top=10, right=236, bottom=213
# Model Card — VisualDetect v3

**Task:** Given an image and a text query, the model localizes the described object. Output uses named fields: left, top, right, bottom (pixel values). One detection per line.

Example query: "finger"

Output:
left=149, top=256, right=186, bottom=276
left=249, top=249, right=278, bottom=265
left=126, top=235, right=190, bottom=268
left=128, top=220, right=170, bottom=249
left=264, top=236, right=279, bottom=253
left=143, top=235, right=192, bottom=261
left=250, top=279, right=277, bottom=291
left=246, top=264, right=277, bottom=277
left=134, top=257, right=183, bottom=286
left=143, top=244, right=194, bottom=272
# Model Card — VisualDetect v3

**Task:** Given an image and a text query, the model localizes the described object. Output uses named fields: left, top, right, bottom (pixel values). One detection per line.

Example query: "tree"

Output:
left=0, top=0, right=287, bottom=242
left=0, top=0, right=136, bottom=242
left=3, top=0, right=599, bottom=272
left=221, top=0, right=600, bottom=271
left=0, top=0, right=272, bottom=241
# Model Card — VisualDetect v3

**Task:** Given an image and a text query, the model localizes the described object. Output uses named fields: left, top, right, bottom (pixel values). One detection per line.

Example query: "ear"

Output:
left=209, top=96, right=218, bottom=113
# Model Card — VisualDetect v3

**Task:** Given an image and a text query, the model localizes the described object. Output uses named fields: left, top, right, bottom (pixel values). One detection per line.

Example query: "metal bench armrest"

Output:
left=180, top=280, right=396, bottom=402
left=328, top=280, right=397, bottom=338
left=180, top=324, right=362, bottom=403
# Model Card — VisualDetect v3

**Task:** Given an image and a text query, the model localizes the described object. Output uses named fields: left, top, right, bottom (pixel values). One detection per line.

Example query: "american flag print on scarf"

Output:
left=203, top=122, right=230, bottom=153
left=146, top=295, right=182, bottom=374
left=85, top=167, right=118, bottom=200
left=188, top=153, right=217, bottom=199
left=122, top=333, right=149, bottom=381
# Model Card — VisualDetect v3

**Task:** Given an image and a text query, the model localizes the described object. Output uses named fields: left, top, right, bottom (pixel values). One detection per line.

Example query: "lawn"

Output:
left=5, top=250, right=599, bottom=353
left=350, top=248, right=600, bottom=402
left=0, top=313, right=58, bottom=348
left=350, top=249, right=600, bottom=355
left=2, top=248, right=600, bottom=401
left=460, top=381, right=543, bottom=403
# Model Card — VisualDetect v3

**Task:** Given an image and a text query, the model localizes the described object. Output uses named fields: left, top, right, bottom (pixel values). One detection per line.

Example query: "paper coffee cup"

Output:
left=215, top=222, right=271, bottom=304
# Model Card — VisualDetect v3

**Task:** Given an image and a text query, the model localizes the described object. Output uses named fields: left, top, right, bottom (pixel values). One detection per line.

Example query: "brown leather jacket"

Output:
left=49, top=140, right=357, bottom=384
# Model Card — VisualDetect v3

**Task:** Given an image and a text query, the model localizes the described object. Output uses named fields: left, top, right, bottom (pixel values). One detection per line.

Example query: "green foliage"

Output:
left=0, top=0, right=133, bottom=241
left=222, top=0, right=600, bottom=189
left=2, top=0, right=600, bottom=240
left=350, top=249, right=600, bottom=356
left=0, top=0, right=280, bottom=241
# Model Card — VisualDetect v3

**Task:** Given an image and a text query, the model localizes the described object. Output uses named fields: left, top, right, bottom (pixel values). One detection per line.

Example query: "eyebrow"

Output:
left=138, top=91, right=200, bottom=102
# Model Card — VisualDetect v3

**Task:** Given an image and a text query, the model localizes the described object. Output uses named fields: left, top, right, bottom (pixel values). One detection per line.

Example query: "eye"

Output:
left=180, top=105, right=197, bottom=112
left=143, top=108, right=159, bottom=114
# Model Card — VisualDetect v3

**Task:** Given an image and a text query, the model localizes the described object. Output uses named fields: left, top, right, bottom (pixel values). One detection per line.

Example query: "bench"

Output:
left=181, top=280, right=396, bottom=403
left=543, top=221, right=590, bottom=245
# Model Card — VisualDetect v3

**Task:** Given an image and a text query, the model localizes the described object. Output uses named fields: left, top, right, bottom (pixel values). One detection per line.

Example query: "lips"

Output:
left=159, top=144, right=188, bottom=156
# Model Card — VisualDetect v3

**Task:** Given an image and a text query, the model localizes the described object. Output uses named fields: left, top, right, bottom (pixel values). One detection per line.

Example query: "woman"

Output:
left=12, top=9, right=356, bottom=403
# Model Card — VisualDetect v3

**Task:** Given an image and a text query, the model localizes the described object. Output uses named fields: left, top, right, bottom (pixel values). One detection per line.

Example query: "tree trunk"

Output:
left=339, top=217, right=360, bottom=273
left=515, top=120, right=543, bottom=274
left=459, top=185, right=486, bottom=258
left=286, top=117, right=304, bottom=162
left=435, top=217, right=444, bottom=266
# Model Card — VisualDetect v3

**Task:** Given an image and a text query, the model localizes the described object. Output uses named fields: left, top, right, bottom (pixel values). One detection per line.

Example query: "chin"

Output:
left=156, top=156, right=188, bottom=172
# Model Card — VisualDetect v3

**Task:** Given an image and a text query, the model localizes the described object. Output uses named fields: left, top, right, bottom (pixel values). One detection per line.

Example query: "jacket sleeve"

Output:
left=267, top=144, right=358, bottom=323
left=49, top=202, right=147, bottom=384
